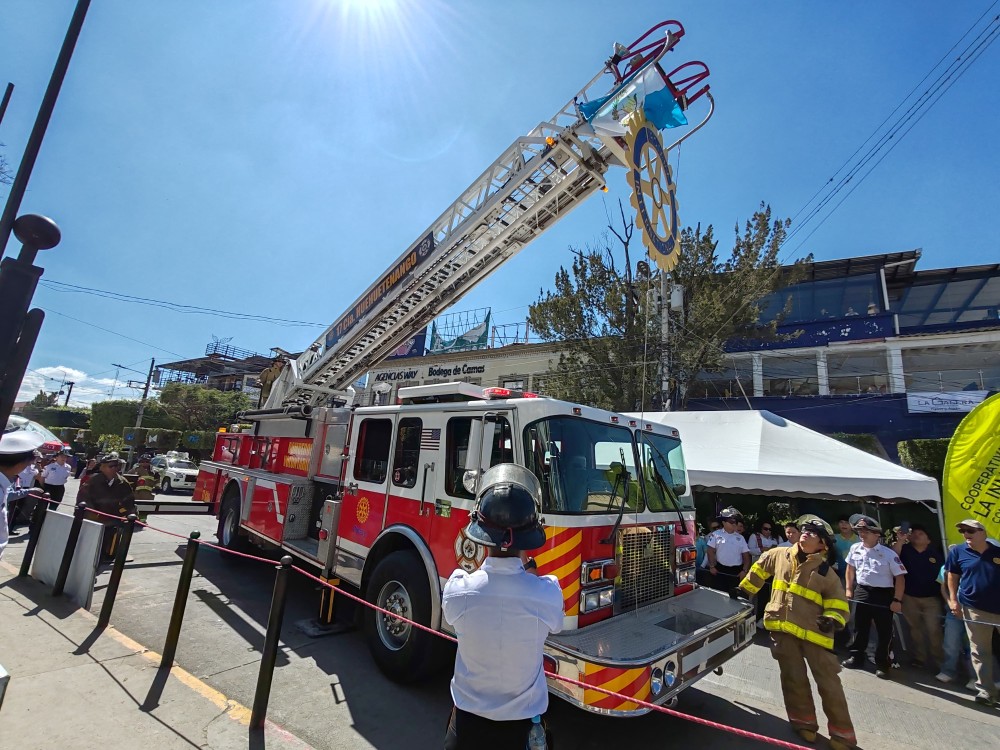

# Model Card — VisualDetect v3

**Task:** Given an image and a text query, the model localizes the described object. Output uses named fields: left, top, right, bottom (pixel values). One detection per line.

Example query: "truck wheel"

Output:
left=218, top=489, right=249, bottom=556
left=161, top=477, right=173, bottom=494
left=364, top=550, right=448, bottom=683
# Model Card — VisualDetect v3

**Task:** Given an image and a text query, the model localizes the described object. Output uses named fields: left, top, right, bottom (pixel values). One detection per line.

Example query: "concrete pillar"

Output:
left=817, top=350, right=830, bottom=395
left=752, top=353, right=763, bottom=397
left=887, top=347, right=905, bottom=393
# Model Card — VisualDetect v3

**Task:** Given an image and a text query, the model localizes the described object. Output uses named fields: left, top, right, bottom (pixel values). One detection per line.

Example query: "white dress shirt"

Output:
left=0, top=473, right=13, bottom=558
left=846, top=542, right=907, bottom=587
left=748, top=532, right=780, bottom=560
left=41, top=461, right=73, bottom=486
left=443, top=556, right=564, bottom=721
left=707, top=529, right=750, bottom=566
left=17, top=464, right=38, bottom=488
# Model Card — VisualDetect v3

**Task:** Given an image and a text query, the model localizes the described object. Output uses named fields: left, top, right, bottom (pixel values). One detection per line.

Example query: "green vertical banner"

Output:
left=941, top=392, right=1000, bottom=547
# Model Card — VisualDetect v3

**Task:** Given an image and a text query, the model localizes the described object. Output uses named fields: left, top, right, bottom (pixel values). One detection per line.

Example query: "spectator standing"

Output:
left=945, top=519, right=1000, bottom=706
left=9, top=450, right=41, bottom=532
left=707, top=507, right=751, bottom=591
left=842, top=515, right=906, bottom=679
left=739, top=515, right=855, bottom=750
left=892, top=524, right=944, bottom=669
left=935, top=559, right=974, bottom=685
left=77, top=455, right=136, bottom=562
left=17, top=451, right=40, bottom=489
left=778, top=522, right=800, bottom=548
left=442, top=464, right=563, bottom=749
left=40, top=451, right=73, bottom=506
left=1, top=432, right=47, bottom=558
left=834, top=517, right=860, bottom=581
left=749, top=521, right=780, bottom=560
left=79, top=458, right=98, bottom=485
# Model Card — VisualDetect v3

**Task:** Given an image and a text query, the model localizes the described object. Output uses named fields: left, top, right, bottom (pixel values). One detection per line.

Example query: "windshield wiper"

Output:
left=646, top=449, right=688, bottom=536
left=600, top=449, right=631, bottom=545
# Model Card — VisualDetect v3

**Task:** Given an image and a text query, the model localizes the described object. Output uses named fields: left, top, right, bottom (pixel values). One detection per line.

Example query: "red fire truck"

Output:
left=193, top=20, right=754, bottom=715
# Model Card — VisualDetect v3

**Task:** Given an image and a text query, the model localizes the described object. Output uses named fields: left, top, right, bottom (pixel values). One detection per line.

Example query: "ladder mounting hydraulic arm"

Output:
left=267, top=20, right=710, bottom=409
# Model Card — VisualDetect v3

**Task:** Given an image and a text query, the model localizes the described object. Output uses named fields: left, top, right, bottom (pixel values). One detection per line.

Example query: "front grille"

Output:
left=616, top=525, right=674, bottom=611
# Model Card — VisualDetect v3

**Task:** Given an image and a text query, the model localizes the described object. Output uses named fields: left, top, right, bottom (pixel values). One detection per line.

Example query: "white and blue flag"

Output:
left=580, top=63, right=687, bottom=136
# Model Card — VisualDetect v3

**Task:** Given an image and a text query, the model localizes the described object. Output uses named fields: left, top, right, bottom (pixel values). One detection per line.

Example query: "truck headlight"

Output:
left=675, top=567, right=697, bottom=586
left=580, top=585, right=614, bottom=613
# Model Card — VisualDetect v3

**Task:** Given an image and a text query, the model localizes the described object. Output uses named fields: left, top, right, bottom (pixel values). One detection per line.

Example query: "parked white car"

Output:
left=150, top=453, right=199, bottom=493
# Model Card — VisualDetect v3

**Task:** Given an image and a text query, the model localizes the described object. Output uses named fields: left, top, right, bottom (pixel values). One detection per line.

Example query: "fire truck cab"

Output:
left=195, top=383, right=754, bottom=714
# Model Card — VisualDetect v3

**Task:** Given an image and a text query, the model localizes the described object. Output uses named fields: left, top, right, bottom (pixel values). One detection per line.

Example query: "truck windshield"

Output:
left=637, top=431, right=693, bottom=510
left=524, top=416, right=644, bottom=514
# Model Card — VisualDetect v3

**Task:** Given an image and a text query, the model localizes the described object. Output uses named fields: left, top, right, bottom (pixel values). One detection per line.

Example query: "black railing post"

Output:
left=97, top=514, right=137, bottom=628
left=159, top=530, right=201, bottom=669
left=52, top=502, right=86, bottom=596
left=18, top=494, right=50, bottom=577
left=250, top=556, right=292, bottom=730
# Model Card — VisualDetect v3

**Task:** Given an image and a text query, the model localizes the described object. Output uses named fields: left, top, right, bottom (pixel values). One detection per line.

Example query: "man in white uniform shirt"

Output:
left=707, top=507, right=751, bottom=591
left=0, top=432, right=47, bottom=558
left=442, top=464, right=563, bottom=749
left=41, top=451, right=73, bottom=505
left=842, top=514, right=907, bottom=679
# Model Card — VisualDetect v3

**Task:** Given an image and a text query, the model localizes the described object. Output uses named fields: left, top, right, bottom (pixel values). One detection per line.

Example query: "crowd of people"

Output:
left=697, top=507, right=1000, bottom=721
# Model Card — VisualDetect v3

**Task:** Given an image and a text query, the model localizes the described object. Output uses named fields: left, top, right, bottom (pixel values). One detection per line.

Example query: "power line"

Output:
left=37, top=279, right=327, bottom=328
left=39, top=307, right=191, bottom=359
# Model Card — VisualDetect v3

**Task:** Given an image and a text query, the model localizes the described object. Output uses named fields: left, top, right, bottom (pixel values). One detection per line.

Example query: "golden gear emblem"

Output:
left=356, top=496, right=370, bottom=524
left=454, top=529, right=486, bottom=572
left=625, top=108, right=681, bottom=272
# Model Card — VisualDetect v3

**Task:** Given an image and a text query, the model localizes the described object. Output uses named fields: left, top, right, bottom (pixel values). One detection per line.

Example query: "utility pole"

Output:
left=63, top=381, right=74, bottom=406
left=134, top=358, right=155, bottom=428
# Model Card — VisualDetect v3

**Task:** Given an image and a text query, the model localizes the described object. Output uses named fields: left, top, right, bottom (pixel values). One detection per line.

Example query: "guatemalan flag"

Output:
left=579, top=62, right=688, bottom=137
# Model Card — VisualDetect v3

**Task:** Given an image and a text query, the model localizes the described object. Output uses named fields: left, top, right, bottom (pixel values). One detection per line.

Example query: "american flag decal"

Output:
left=420, top=428, right=441, bottom=451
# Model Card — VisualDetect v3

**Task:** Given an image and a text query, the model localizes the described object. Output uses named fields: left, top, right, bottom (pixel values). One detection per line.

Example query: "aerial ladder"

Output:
left=264, top=20, right=713, bottom=410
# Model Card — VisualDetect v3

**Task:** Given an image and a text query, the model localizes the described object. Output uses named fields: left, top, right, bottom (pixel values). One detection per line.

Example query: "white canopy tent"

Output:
left=630, top=410, right=940, bottom=514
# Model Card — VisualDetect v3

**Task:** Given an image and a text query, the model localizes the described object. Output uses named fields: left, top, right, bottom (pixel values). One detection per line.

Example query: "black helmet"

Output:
left=464, top=464, right=546, bottom=552
left=717, top=506, right=743, bottom=522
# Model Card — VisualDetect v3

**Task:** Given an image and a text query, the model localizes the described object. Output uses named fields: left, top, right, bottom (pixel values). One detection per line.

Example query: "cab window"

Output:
left=354, top=418, right=393, bottom=483
left=391, top=418, right=422, bottom=488
left=445, top=416, right=513, bottom=499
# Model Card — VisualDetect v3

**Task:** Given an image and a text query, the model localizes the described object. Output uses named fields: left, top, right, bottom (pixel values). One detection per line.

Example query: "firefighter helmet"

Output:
left=716, top=506, right=743, bottom=522
left=849, top=513, right=882, bottom=533
left=464, top=464, right=546, bottom=552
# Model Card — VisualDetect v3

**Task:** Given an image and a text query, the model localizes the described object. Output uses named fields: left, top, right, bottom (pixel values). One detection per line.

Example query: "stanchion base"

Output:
left=294, top=618, right=355, bottom=638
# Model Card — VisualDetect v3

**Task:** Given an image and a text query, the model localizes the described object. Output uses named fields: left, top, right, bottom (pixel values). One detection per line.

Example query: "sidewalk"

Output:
left=0, top=561, right=316, bottom=750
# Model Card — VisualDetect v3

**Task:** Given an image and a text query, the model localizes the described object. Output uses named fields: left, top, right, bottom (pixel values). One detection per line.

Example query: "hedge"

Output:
left=146, top=429, right=182, bottom=451
left=20, top=405, right=90, bottom=428
left=828, top=432, right=886, bottom=457
left=897, top=438, right=950, bottom=483
left=91, top=400, right=177, bottom=438
left=122, top=427, right=149, bottom=447
left=182, top=431, right=219, bottom=451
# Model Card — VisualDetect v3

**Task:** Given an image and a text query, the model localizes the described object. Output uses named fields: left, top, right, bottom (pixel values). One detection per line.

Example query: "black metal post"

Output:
left=97, top=514, right=137, bottom=628
left=160, top=530, right=201, bottom=669
left=0, top=0, right=91, bottom=258
left=52, top=502, right=86, bottom=596
left=250, top=556, right=293, bottom=730
left=18, top=493, right=51, bottom=577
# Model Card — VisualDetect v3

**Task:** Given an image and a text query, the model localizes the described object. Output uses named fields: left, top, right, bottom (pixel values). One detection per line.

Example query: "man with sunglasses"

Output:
left=842, top=515, right=906, bottom=679
left=945, top=519, right=1000, bottom=707
left=707, top=507, right=751, bottom=591
left=739, top=515, right=856, bottom=749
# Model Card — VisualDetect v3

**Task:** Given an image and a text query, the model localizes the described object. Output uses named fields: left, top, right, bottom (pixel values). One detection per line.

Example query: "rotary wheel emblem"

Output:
left=626, top=108, right=681, bottom=272
left=356, top=496, right=370, bottom=524
left=454, top=529, right=486, bottom=572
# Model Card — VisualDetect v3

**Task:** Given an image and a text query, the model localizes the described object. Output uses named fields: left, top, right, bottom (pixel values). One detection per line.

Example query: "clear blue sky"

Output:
left=3, top=0, right=998, bottom=406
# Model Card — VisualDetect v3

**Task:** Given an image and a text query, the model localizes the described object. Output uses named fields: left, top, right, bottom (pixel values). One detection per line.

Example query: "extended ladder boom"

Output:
left=267, top=21, right=709, bottom=408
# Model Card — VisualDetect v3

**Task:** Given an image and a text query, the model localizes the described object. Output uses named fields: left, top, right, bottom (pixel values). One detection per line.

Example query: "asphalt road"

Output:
left=6, top=479, right=998, bottom=750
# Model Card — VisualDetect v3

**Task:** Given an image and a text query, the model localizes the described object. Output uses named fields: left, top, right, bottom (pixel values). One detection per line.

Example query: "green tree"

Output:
left=528, top=202, right=806, bottom=410
left=27, top=389, right=58, bottom=408
left=158, top=382, right=252, bottom=431
left=90, top=399, right=177, bottom=437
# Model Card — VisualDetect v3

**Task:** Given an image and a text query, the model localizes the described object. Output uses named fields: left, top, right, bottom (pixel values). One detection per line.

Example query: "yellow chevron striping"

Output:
left=551, top=555, right=582, bottom=584
left=535, top=531, right=582, bottom=566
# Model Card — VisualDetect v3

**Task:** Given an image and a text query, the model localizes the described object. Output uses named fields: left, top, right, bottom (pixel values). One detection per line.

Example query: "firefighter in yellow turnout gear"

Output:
left=739, top=515, right=857, bottom=749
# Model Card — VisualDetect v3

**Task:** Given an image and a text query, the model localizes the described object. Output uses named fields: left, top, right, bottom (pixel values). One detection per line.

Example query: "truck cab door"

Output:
left=428, top=411, right=515, bottom=576
left=343, top=415, right=397, bottom=550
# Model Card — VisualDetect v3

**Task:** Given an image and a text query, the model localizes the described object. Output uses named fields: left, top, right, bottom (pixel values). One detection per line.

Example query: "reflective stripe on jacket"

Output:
left=739, top=544, right=849, bottom=650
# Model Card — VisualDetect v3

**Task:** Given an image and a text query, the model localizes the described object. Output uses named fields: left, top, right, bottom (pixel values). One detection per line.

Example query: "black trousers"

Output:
left=444, top=706, right=536, bottom=750
left=849, top=585, right=894, bottom=669
left=710, top=563, right=743, bottom=592
left=42, top=483, right=66, bottom=505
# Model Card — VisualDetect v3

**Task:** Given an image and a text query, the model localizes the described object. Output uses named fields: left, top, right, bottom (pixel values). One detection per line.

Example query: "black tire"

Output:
left=160, top=477, right=173, bottom=494
left=217, top=487, right=250, bottom=556
left=363, top=549, right=449, bottom=683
